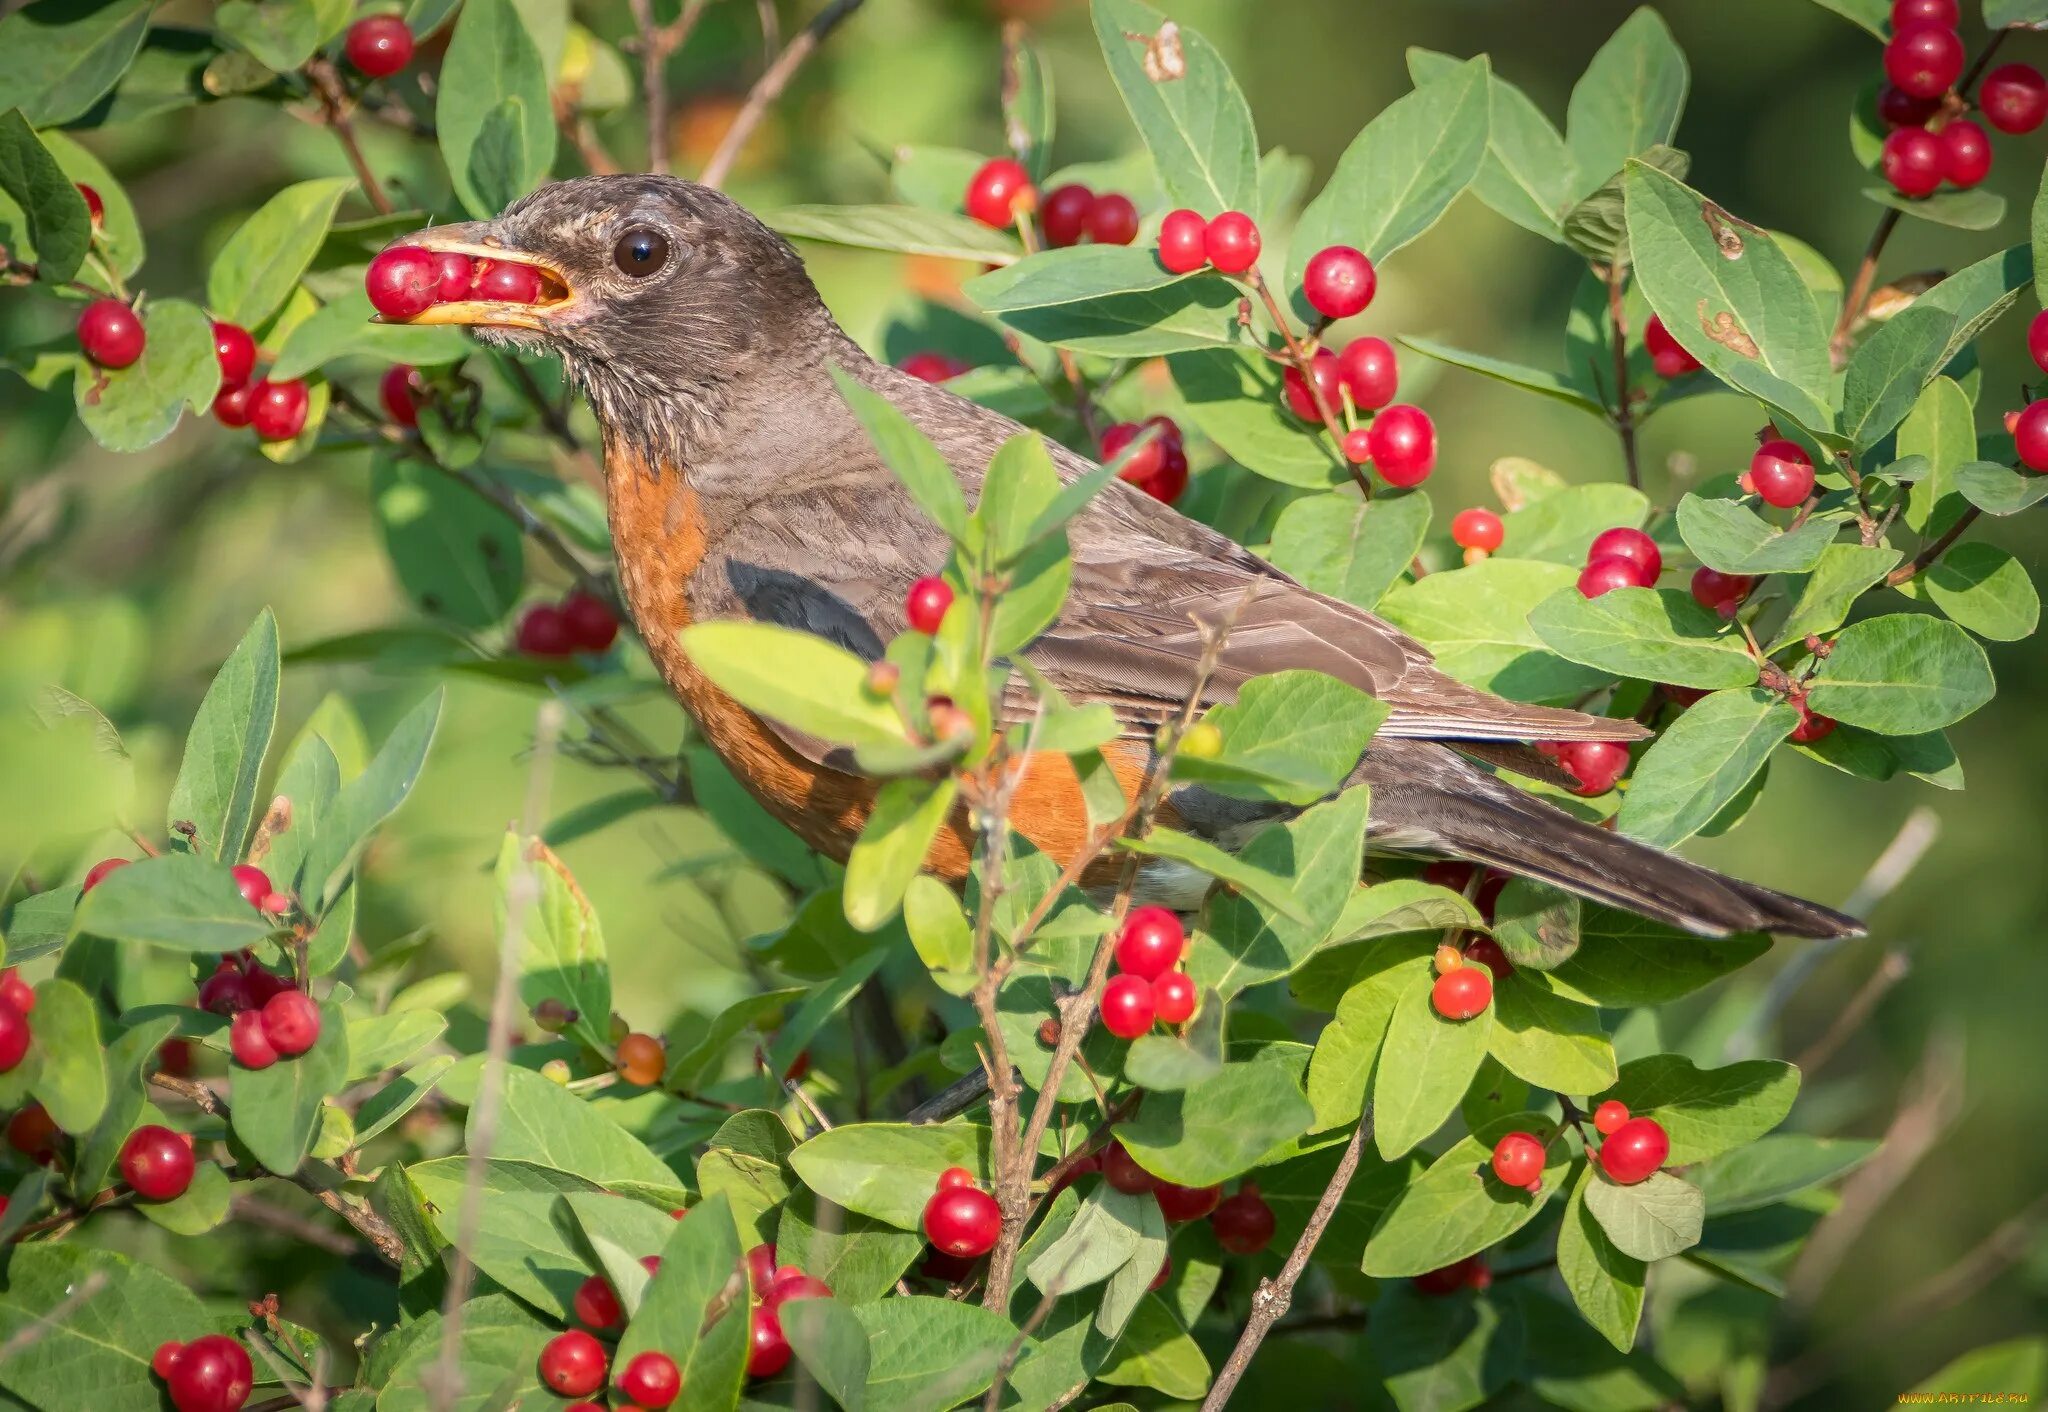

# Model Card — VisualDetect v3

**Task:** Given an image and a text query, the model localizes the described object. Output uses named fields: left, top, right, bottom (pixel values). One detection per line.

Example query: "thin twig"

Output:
left=699, top=0, right=868, bottom=189
left=308, top=61, right=394, bottom=216
left=1793, top=949, right=1910, bottom=1074
left=1886, top=504, right=1981, bottom=585
left=1603, top=261, right=1641, bottom=490
left=1830, top=209, right=1900, bottom=370
left=1200, top=1113, right=1374, bottom=1411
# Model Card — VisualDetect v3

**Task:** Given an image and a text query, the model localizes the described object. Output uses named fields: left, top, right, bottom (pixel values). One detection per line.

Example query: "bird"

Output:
left=381, top=173, right=1860, bottom=942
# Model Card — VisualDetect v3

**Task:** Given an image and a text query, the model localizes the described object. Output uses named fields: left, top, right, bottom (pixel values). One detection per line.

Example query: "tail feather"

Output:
left=1359, top=738, right=1864, bottom=941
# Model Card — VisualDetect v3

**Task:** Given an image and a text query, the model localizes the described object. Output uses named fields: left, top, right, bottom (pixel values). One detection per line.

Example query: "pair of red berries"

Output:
left=1429, top=943, right=1494, bottom=1021
left=1337, top=402, right=1436, bottom=487
left=1039, top=182, right=1141, bottom=248
left=1879, top=119, right=1990, bottom=197
left=229, top=987, right=323, bottom=1069
left=1099, top=906, right=1197, bottom=1039
left=119, top=1123, right=196, bottom=1201
left=539, top=1330, right=682, bottom=1406
left=1576, top=524, right=1662, bottom=599
left=0, top=967, right=35, bottom=1073
left=1643, top=314, right=1702, bottom=380
left=1156, top=208, right=1262, bottom=276
left=1099, top=416, right=1189, bottom=504
left=921, top=1166, right=1001, bottom=1259
left=1591, top=1100, right=1671, bottom=1185
left=366, top=245, right=547, bottom=321
left=1284, top=337, right=1401, bottom=421
left=515, top=590, right=622, bottom=657
left=343, top=14, right=414, bottom=78
left=153, top=1334, right=254, bottom=1412
left=743, top=1242, right=832, bottom=1379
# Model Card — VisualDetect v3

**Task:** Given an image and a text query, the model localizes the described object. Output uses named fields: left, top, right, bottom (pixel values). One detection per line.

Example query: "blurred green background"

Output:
left=3, top=0, right=2044, bottom=1403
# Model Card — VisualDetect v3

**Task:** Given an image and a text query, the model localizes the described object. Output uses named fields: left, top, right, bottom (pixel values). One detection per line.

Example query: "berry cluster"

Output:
left=1575, top=525, right=1663, bottom=598
left=365, top=245, right=548, bottom=321
left=1099, top=415, right=1189, bottom=503
left=921, top=1166, right=1001, bottom=1258
left=1429, top=940, right=1495, bottom=1020
left=1097, top=906, right=1197, bottom=1039
left=515, top=590, right=622, bottom=657
left=744, top=1241, right=833, bottom=1378
left=1038, top=181, right=1141, bottom=248
left=1099, top=1142, right=1276, bottom=1253
left=208, top=318, right=312, bottom=442
left=1591, top=1100, right=1670, bottom=1185
left=152, top=1334, right=254, bottom=1412
left=343, top=14, right=415, bottom=79
left=1875, top=1, right=2044, bottom=197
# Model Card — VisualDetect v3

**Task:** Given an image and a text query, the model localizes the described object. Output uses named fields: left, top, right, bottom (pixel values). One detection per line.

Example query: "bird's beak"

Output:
left=376, top=221, right=577, bottom=332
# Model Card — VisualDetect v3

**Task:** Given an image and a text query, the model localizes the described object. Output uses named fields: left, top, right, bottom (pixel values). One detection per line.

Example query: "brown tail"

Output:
left=1359, top=738, right=1864, bottom=941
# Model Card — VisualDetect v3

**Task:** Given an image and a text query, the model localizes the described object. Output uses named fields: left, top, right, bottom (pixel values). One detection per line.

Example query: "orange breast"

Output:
left=603, top=449, right=1149, bottom=882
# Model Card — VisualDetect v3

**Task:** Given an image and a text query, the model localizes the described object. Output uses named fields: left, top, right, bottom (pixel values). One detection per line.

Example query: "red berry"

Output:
left=905, top=575, right=953, bottom=634
left=1414, top=1255, right=1486, bottom=1296
left=475, top=259, right=544, bottom=304
left=1643, top=314, right=1701, bottom=378
left=1981, top=63, right=2048, bottom=134
left=1099, top=973, right=1155, bottom=1039
left=769, top=1267, right=832, bottom=1303
left=1884, top=23, right=1965, bottom=100
left=230, top=1009, right=277, bottom=1068
left=249, top=378, right=309, bottom=441
left=618, top=1031, right=665, bottom=1085
left=1588, top=526, right=1663, bottom=583
left=152, top=1341, right=184, bottom=1379
left=77, top=298, right=144, bottom=369
left=1302, top=245, right=1376, bottom=320
left=1150, top=1255, right=1172, bottom=1290
left=641, top=1253, right=664, bottom=1276
left=1202, top=211, right=1261, bottom=275
left=1430, top=965, right=1492, bottom=1020
left=965, top=158, right=1033, bottom=229
left=1938, top=118, right=1992, bottom=188
left=165, top=1333, right=253, bottom=1412
left=344, top=14, right=414, bottom=78
left=5, top=1104, right=57, bottom=1163
left=230, top=864, right=271, bottom=910
left=1365, top=405, right=1435, bottom=486
left=1087, top=192, right=1140, bottom=247
left=243, top=965, right=291, bottom=1007
left=1038, top=183, right=1094, bottom=247
left=431, top=251, right=476, bottom=301
left=1209, top=1189, right=1275, bottom=1255
left=1489, top=1131, right=1545, bottom=1187
left=0, top=969, right=33, bottom=1016
left=2014, top=401, right=2048, bottom=470
left=922, top=1185, right=1001, bottom=1257
left=619, top=1350, right=681, bottom=1407
left=1580, top=557, right=1647, bottom=599
left=935, top=1165, right=976, bottom=1192
left=1102, top=1142, right=1158, bottom=1195
left=1791, top=705, right=1838, bottom=743
left=214, top=384, right=255, bottom=428
left=1114, top=906, right=1185, bottom=980
left=1598, top=1116, right=1670, bottom=1185
left=82, top=856, right=131, bottom=892
left=2028, top=310, right=2048, bottom=377
left=1463, top=934, right=1514, bottom=981
left=260, top=989, right=321, bottom=1057
left=212, top=322, right=256, bottom=389
left=563, top=590, right=620, bottom=651
left=1450, top=508, right=1504, bottom=552
left=898, top=351, right=969, bottom=383
left=1559, top=740, right=1630, bottom=796
left=1340, top=427, right=1372, bottom=464
left=516, top=603, right=575, bottom=656
left=1152, top=970, right=1197, bottom=1025
left=1593, top=1100, right=1630, bottom=1135
left=380, top=363, right=421, bottom=427
left=119, top=1124, right=195, bottom=1201
left=1892, top=0, right=1958, bottom=22
left=573, top=1274, right=621, bottom=1329
left=1117, top=431, right=1188, bottom=503
left=1282, top=349, right=1341, bottom=422
left=539, top=1330, right=608, bottom=1398
left=1749, top=440, right=1816, bottom=508
left=1157, top=209, right=1209, bottom=274
left=745, top=1242, right=779, bottom=1292
left=1877, top=83, right=1942, bottom=128
left=198, top=960, right=253, bottom=1015
left=747, top=1302, right=791, bottom=1378
left=1882, top=124, right=1946, bottom=196
left=0, top=999, right=30, bottom=1073
left=365, top=246, right=440, bottom=320
left=78, top=183, right=104, bottom=225
left=1690, top=566, right=1755, bottom=617
left=1154, top=1180, right=1221, bottom=1223
left=1100, top=417, right=1181, bottom=491
left=1335, top=336, right=1399, bottom=411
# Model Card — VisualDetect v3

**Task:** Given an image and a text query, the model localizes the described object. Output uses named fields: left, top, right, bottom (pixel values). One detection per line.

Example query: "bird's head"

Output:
left=377, top=174, right=843, bottom=464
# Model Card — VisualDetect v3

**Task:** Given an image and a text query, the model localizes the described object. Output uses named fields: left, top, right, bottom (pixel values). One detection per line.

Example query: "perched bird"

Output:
left=382, top=174, right=1859, bottom=941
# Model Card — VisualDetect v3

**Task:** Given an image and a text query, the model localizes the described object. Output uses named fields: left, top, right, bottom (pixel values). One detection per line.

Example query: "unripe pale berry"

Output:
left=1588, top=526, right=1662, bottom=583
left=260, top=989, right=321, bottom=1057
left=922, top=1185, right=1000, bottom=1257
left=1336, top=336, right=1399, bottom=410
left=1593, top=1100, right=1630, bottom=1135
left=1302, top=245, right=1376, bottom=319
left=249, top=378, right=310, bottom=441
left=905, top=575, right=953, bottom=634
left=77, top=298, right=144, bottom=368
left=1209, top=1188, right=1276, bottom=1254
left=964, top=158, right=1033, bottom=229
left=1433, top=943, right=1464, bottom=976
left=344, top=14, right=414, bottom=78
left=1038, top=183, right=1093, bottom=248
left=1367, top=405, right=1436, bottom=486
left=618, top=1031, right=665, bottom=1085
left=538, top=1330, right=608, bottom=1397
left=619, top=1350, right=681, bottom=1407
left=1099, top=973, right=1156, bottom=1038
left=1157, top=209, right=1209, bottom=274
left=1882, top=126, right=1945, bottom=197
left=1202, top=211, right=1261, bottom=275
left=1980, top=63, right=2048, bottom=134
left=1114, top=906, right=1185, bottom=980
left=1152, top=970, right=1197, bottom=1025
left=1431, top=965, right=1492, bottom=1020
left=1939, top=119, right=1992, bottom=189
left=1489, top=1131, right=1545, bottom=1187
left=212, top=322, right=256, bottom=388
left=1643, top=315, right=1701, bottom=378
left=1087, top=192, right=1140, bottom=246
left=1451, top=508, right=1504, bottom=552
left=1598, top=1116, right=1670, bottom=1185
left=1884, top=23, right=1965, bottom=100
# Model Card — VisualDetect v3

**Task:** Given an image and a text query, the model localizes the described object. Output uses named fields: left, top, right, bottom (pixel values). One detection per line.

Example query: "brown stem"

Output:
left=308, top=61, right=394, bottom=216
left=1886, top=504, right=1981, bottom=585
left=1830, top=208, right=1901, bottom=369
left=700, top=0, right=867, bottom=189
left=1246, top=270, right=1365, bottom=496
left=1199, top=1114, right=1374, bottom=1411
left=553, top=91, right=621, bottom=176
left=1603, top=261, right=1641, bottom=490
left=624, top=0, right=697, bottom=173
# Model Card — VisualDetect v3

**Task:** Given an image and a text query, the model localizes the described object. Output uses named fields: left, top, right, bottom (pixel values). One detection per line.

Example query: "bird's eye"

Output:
left=613, top=227, right=670, bottom=278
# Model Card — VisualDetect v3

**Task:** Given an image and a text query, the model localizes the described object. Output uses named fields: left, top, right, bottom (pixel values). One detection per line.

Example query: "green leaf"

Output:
left=1027, top=1183, right=1156, bottom=1296
left=1557, top=1162, right=1645, bottom=1352
left=0, top=111, right=89, bottom=281
left=1489, top=879, right=1582, bottom=972
left=768, top=203, right=1020, bottom=264
left=1675, top=494, right=1837, bottom=575
left=1305, top=945, right=1422, bottom=1128
left=1537, top=907, right=1769, bottom=1006
left=346, top=1009, right=445, bottom=1082
left=26, top=978, right=104, bottom=1132
left=788, top=1123, right=992, bottom=1230
left=372, top=454, right=525, bottom=629
left=1401, top=336, right=1604, bottom=415
left=25, top=129, right=140, bottom=281
left=465, top=96, right=532, bottom=215
left=1168, top=348, right=1344, bottom=489
left=72, top=852, right=278, bottom=952
left=1841, top=245, right=2032, bottom=450
left=851, top=1295, right=1018, bottom=1412
left=1616, top=687, right=1797, bottom=848
left=776, top=1186, right=923, bottom=1304
left=495, top=833, right=611, bottom=1055
left=436, top=0, right=555, bottom=218
left=1266, top=489, right=1430, bottom=608
left=1287, top=55, right=1490, bottom=313
left=1805, top=612, right=1996, bottom=733
left=1565, top=7, right=1689, bottom=198
left=1595, top=1053, right=1798, bottom=1163
left=1363, top=1110, right=1570, bottom=1275
left=680, top=621, right=909, bottom=751
left=2036, top=152, right=2048, bottom=308
left=696, top=1109, right=795, bottom=1245
left=1623, top=162, right=1834, bottom=436
left=376, top=1293, right=567, bottom=1412
left=1171, top=671, right=1386, bottom=805
left=352, top=1056, right=455, bottom=1146
left=1584, top=1168, right=1704, bottom=1260
left=1693, top=1134, right=1877, bottom=1215
left=1861, top=183, right=2007, bottom=231
left=1373, top=968, right=1494, bottom=1158
left=1530, top=586, right=1757, bottom=689
left=1370, top=1280, right=1524, bottom=1412
left=1089, top=0, right=1258, bottom=215
left=487, top=1065, right=687, bottom=1202
left=782, top=1297, right=875, bottom=1410
left=1561, top=143, right=1688, bottom=266
left=1956, top=459, right=2048, bottom=515
left=1094, top=1294, right=1209, bottom=1399
left=1496, top=483, right=1652, bottom=565
left=1190, top=787, right=1371, bottom=996
left=73, top=296, right=219, bottom=452
left=1115, top=827, right=1311, bottom=922
left=966, top=253, right=1241, bottom=357
left=1767, top=542, right=1904, bottom=651
left=844, top=776, right=957, bottom=933
left=1408, top=48, right=1580, bottom=240
left=135, top=1159, right=231, bottom=1235
left=1810, top=0, right=1886, bottom=35
left=1379, top=558, right=1610, bottom=704
left=1119, top=1048, right=1315, bottom=1185
left=1489, top=974, right=1616, bottom=1093
left=205, top=178, right=354, bottom=330
left=0, top=0, right=153, bottom=127
left=229, top=997, right=348, bottom=1174
left=167, top=608, right=279, bottom=863
left=407, top=1158, right=598, bottom=1319
left=0, top=1245, right=208, bottom=1411
left=73, top=1014, right=179, bottom=1197
left=615, top=1193, right=750, bottom=1409
left=831, top=367, right=968, bottom=540
left=1909, top=541, right=2040, bottom=641
left=214, top=0, right=328, bottom=73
